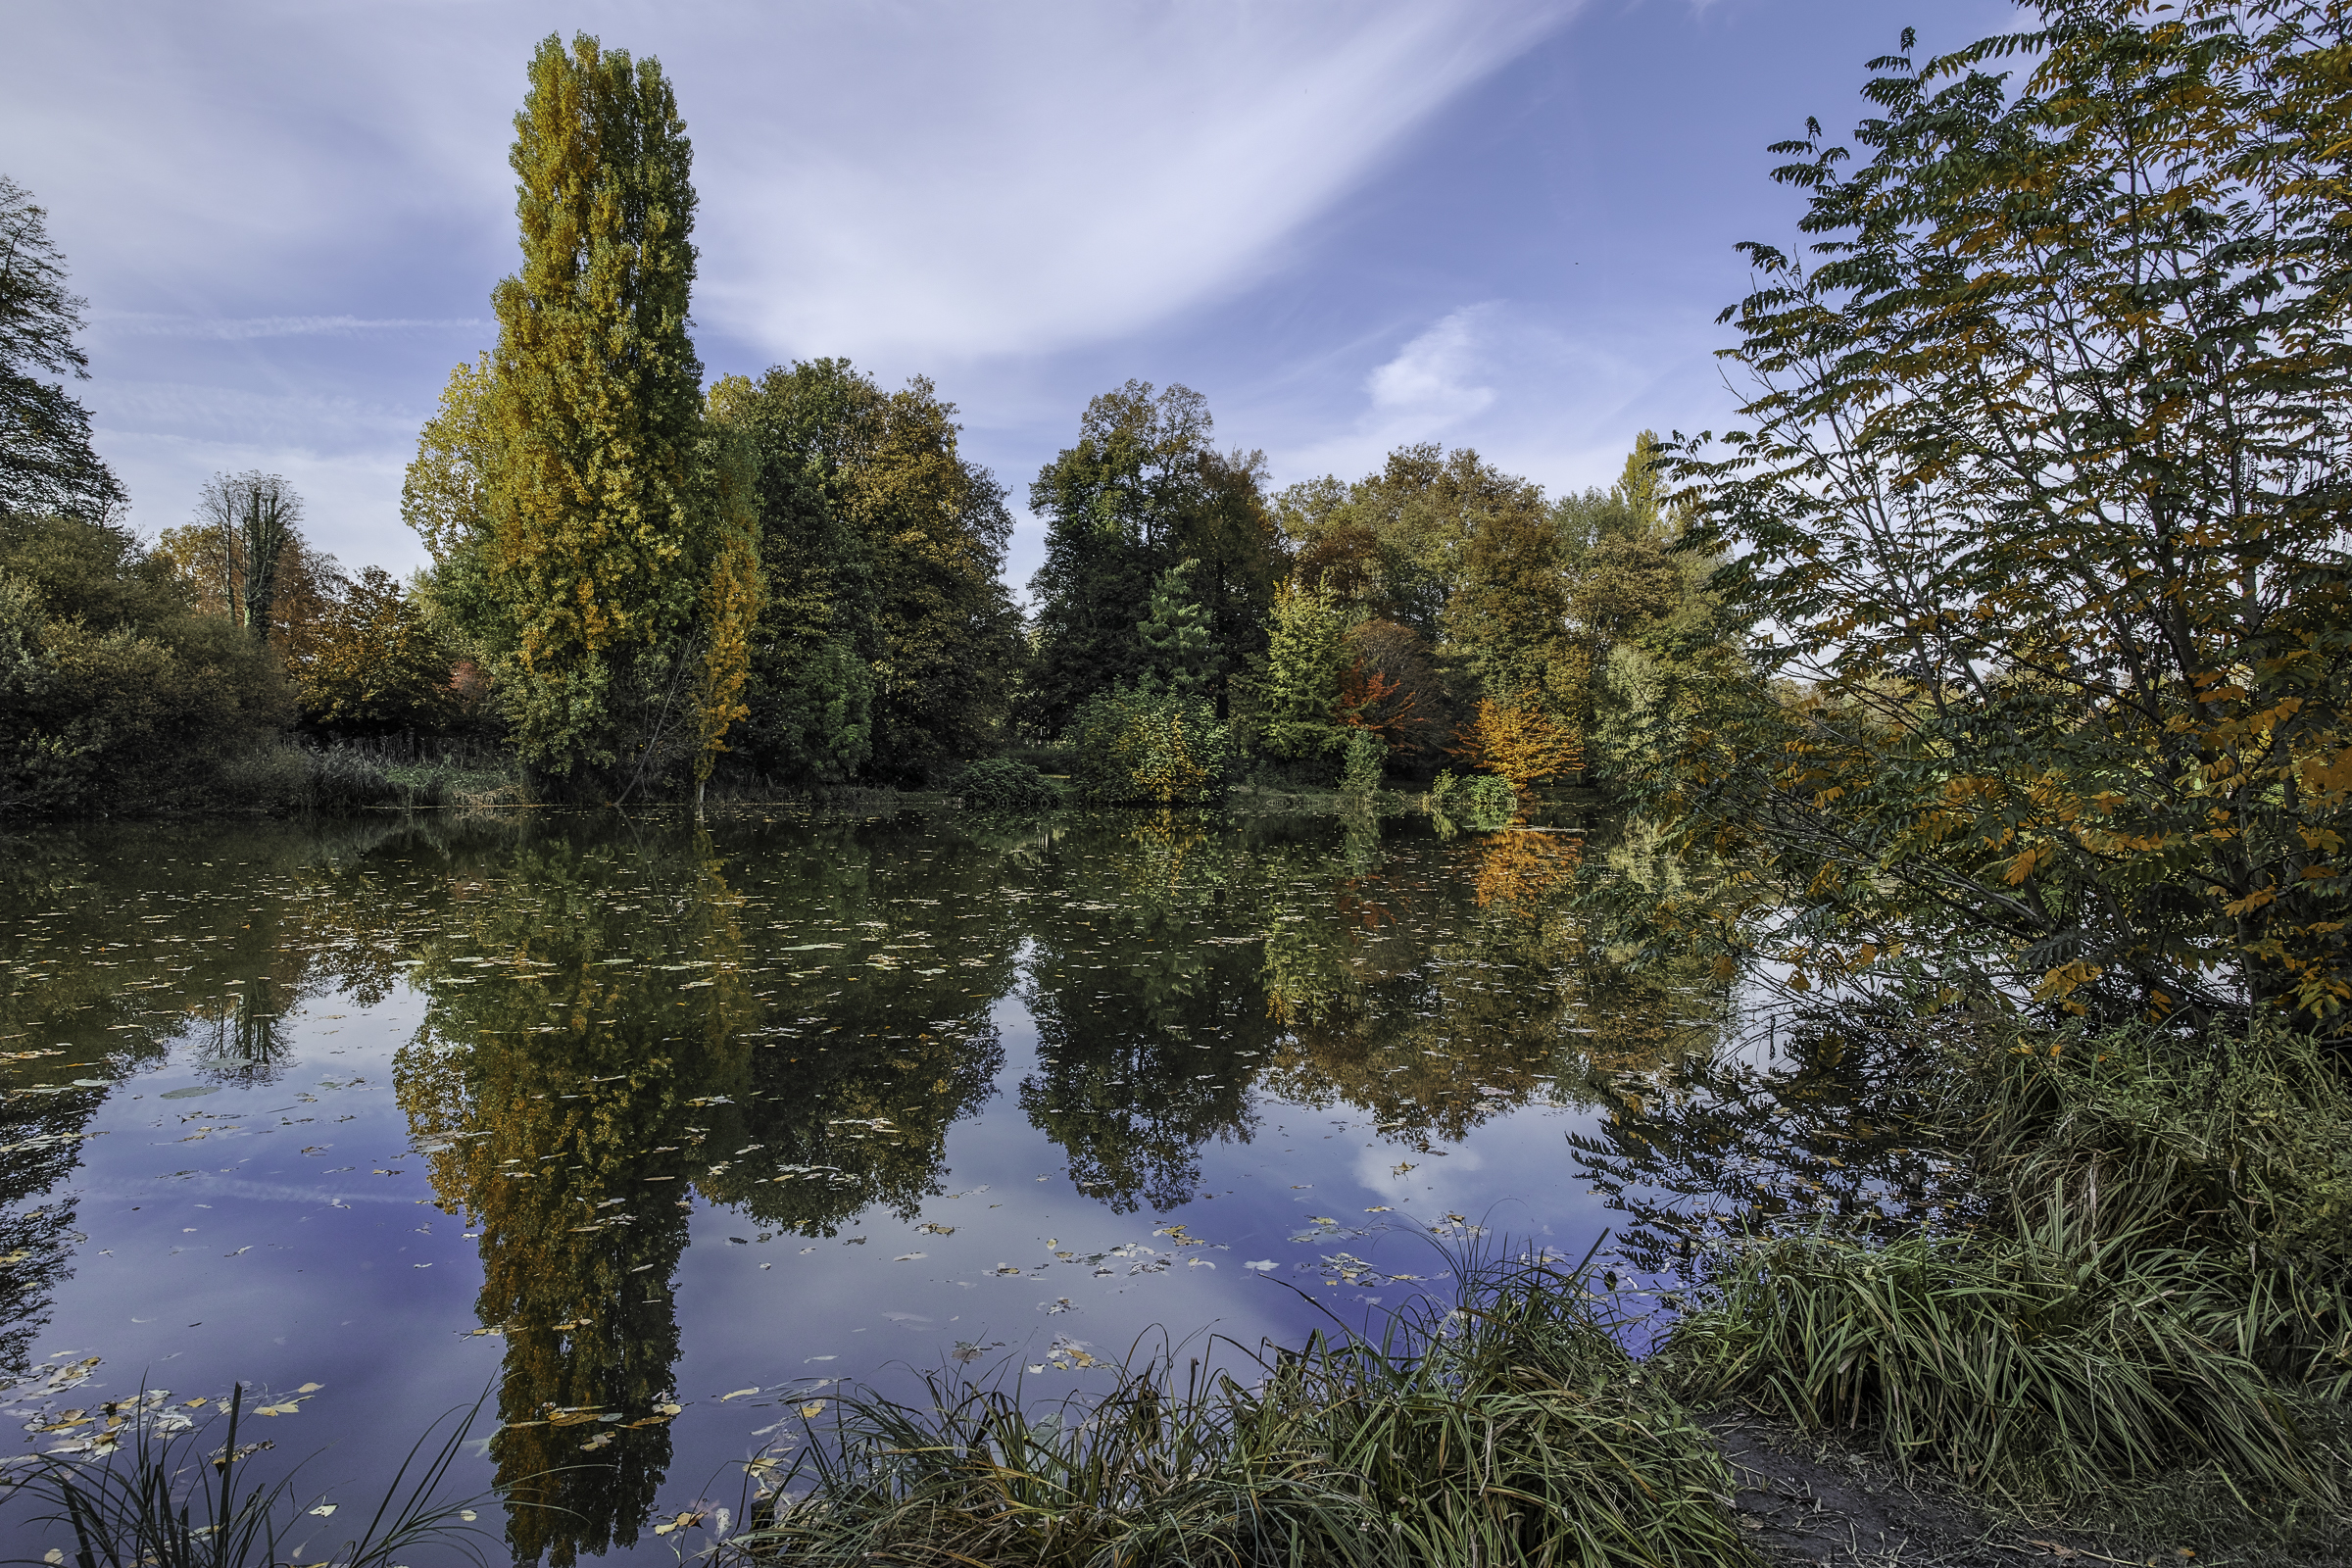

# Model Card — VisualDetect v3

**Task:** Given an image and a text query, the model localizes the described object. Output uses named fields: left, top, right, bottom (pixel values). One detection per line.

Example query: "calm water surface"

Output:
left=0, top=806, right=1928, bottom=1564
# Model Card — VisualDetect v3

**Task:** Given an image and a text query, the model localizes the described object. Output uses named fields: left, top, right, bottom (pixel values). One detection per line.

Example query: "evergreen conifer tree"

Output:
left=1136, top=558, right=1212, bottom=695
left=1255, top=578, right=1354, bottom=766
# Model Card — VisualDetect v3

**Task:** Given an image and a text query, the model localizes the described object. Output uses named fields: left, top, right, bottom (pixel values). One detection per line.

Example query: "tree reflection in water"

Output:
left=394, top=818, right=1023, bottom=1565
left=0, top=804, right=1760, bottom=1567
left=1020, top=812, right=1279, bottom=1214
left=1567, top=1006, right=1982, bottom=1297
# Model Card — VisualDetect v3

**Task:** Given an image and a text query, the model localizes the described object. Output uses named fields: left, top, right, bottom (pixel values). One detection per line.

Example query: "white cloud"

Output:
left=92, top=382, right=421, bottom=448
left=696, top=5, right=1582, bottom=361
left=1365, top=306, right=1500, bottom=425
left=1264, top=302, right=1724, bottom=501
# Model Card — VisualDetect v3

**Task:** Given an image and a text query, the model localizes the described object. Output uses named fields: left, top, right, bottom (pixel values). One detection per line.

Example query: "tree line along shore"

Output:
left=4, top=2, right=2352, bottom=1564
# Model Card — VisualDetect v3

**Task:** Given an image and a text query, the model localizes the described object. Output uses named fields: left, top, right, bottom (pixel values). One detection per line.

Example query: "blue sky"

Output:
left=8, top=0, right=2023, bottom=591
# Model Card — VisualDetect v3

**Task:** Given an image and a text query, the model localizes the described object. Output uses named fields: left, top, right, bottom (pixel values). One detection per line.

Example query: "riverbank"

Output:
left=721, top=1017, right=2352, bottom=1567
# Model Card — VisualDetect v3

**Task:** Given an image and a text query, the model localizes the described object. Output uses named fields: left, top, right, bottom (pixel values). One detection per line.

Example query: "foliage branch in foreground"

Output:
left=1657, top=0, right=2352, bottom=1037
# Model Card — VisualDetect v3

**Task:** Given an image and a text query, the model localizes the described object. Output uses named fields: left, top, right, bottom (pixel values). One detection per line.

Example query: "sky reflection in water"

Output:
left=1, top=806, right=1737, bottom=1565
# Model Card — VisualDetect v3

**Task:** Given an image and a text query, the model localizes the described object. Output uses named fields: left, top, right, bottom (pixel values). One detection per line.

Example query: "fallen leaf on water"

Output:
left=296, top=1383, right=322, bottom=1394
left=308, top=1504, right=336, bottom=1517
left=801, top=1401, right=826, bottom=1418
left=719, top=1388, right=759, bottom=1401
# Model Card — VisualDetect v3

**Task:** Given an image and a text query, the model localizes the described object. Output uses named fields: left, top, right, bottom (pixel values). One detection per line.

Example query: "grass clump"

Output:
left=729, top=1253, right=1752, bottom=1567
left=4, top=1384, right=487, bottom=1568
left=1661, top=1021, right=2352, bottom=1521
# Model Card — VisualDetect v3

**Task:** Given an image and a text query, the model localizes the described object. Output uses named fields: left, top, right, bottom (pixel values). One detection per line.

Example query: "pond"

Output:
left=0, top=805, right=1950, bottom=1564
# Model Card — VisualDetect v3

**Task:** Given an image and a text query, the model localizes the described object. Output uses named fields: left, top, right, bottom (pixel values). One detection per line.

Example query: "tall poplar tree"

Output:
left=482, top=32, right=708, bottom=790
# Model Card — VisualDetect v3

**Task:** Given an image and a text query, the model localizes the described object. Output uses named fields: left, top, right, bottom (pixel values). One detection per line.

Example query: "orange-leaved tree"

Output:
left=1453, top=690, right=1583, bottom=799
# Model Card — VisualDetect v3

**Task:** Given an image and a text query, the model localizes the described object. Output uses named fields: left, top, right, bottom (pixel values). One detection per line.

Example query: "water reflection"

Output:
left=1567, top=1006, right=1979, bottom=1293
left=1021, top=812, right=1278, bottom=1214
left=0, top=804, right=1749, bottom=1566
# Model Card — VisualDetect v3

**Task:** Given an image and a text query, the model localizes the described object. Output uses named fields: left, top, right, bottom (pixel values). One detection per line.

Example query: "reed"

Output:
left=1661, top=1019, right=2352, bottom=1512
left=726, top=1251, right=1752, bottom=1568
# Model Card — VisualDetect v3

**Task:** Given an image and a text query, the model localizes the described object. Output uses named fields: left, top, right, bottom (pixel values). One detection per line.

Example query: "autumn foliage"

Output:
left=1453, top=690, right=1583, bottom=799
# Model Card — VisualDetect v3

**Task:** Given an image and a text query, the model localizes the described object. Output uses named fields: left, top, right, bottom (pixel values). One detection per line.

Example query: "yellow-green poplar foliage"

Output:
left=485, top=32, right=707, bottom=780
left=690, top=425, right=763, bottom=798
left=402, top=351, right=494, bottom=569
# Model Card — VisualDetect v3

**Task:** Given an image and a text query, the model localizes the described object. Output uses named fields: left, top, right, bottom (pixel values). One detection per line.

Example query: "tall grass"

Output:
left=2, top=1384, right=489, bottom=1568
left=727, top=1252, right=1752, bottom=1568
left=1661, top=1020, right=2352, bottom=1513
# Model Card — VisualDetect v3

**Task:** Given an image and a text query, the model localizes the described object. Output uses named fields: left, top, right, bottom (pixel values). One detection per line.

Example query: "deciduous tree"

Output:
left=481, top=32, right=708, bottom=788
left=1026, top=382, right=1278, bottom=732
left=294, top=566, right=460, bottom=735
left=0, top=176, right=122, bottom=523
left=1662, top=1, right=2352, bottom=1037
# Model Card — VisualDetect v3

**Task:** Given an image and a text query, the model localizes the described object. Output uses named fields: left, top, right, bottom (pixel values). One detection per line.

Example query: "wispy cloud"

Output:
left=94, top=313, right=491, bottom=341
left=1267, top=303, right=1698, bottom=499
left=696, top=4, right=1584, bottom=360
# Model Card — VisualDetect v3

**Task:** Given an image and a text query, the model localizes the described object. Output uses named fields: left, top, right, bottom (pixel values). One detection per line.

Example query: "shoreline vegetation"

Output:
left=18, top=1012, right=2345, bottom=1567
left=7, top=0, right=2352, bottom=1564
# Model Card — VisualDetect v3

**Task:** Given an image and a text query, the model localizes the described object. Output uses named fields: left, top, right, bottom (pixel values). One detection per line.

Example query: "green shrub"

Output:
left=1429, top=768, right=1514, bottom=833
left=952, top=758, right=1059, bottom=812
left=1063, top=689, right=1229, bottom=806
left=0, top=514, right=291, bottom=816
left=1340, top=726, right=1385, bottom=796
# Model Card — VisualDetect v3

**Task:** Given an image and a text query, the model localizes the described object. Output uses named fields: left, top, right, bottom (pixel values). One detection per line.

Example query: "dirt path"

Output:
left=1710, top=1414, right=2196, bottom=1568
